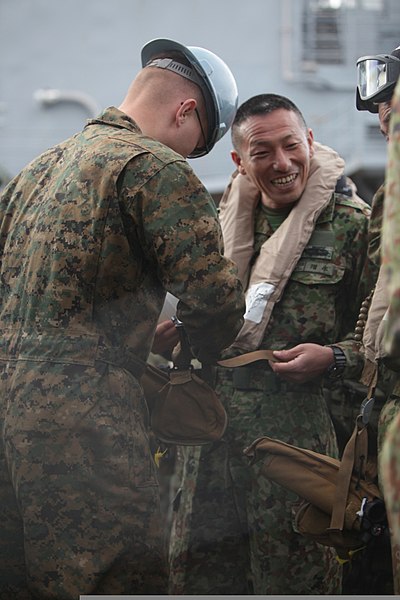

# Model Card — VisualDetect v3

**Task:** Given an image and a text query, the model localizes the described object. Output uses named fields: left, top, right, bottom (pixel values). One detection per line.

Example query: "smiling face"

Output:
left=231, top=108, right=315, bottom=209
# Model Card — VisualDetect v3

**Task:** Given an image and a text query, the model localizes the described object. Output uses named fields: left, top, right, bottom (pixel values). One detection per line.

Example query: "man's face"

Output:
left=378, top=101, right=392, bottom=141
left=232, top=108, right=315, bottom=209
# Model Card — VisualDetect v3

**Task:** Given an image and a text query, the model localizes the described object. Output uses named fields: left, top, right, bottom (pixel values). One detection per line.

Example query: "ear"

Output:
left=176, top=98, right=197, bottom=126
left=231, top=150, right=246, bottom=175
left=307, top=128, right=315, bottom=159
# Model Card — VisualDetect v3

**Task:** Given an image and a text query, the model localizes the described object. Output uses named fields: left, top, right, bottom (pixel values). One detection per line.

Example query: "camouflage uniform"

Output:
left=0, top=107, right=244, bottom=599
left=169, top=174, right=377, bottom=594
left=330, top=185, right=392, bottom=456
left=380, top=410, right=400, bottom=595
left=380, top=78, right=400, bottom=595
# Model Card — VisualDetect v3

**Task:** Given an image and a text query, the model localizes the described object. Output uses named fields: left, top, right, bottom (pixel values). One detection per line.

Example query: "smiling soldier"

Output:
left=168, top=94, right=378, bottom=595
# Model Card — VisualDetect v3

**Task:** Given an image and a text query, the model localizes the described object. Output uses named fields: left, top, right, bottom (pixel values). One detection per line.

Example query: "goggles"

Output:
left=357, top=54, right=400, bottom=109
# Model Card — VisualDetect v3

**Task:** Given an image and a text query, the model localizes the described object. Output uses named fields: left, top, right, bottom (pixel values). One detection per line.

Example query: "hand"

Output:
left=152, top=319, right=179, bottom=357
left=269, top=343, right=335, bottom=383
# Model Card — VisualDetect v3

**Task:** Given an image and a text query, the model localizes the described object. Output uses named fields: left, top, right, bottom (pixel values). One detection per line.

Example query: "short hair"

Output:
left=231, top=93, right=308, bottom=151
left=143, top=50, right=208, bottom=115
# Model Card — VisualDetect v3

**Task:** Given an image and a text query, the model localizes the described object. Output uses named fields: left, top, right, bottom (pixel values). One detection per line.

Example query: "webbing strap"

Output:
left=217, top=349, right=277, bottom=367
left=328, top=416, right=368, bottom=538
left=328, top=369, right=376, bottom=542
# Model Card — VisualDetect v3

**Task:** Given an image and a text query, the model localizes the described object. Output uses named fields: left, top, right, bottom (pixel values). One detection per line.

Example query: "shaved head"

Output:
left=131, top=66, right=205, bottom=112
left=118, top=59, right=208, bottom=158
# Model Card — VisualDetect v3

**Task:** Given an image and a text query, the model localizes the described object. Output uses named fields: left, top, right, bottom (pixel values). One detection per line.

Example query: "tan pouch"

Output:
left=146, top=366, right=227, bottom=446
left=244, top=413, right=386, bottom=560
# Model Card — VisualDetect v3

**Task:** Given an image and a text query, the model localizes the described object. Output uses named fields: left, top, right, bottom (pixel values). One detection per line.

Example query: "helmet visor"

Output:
left=358, top=58, right=389, bottom=100
left=357, top=55, right=400, bottom=102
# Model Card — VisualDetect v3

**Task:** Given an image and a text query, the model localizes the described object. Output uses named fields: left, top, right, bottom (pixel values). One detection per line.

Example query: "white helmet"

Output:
left=141, top=38, right=238, bottom=158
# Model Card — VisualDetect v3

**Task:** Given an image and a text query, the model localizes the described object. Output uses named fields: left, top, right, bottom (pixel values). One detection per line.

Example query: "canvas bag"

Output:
left=140, top=300, right=279, bottom=446
left=141, top=345, right=277, bottom=446
left=244, top=401, right=387, bottom=560
left=141, top=362, right=228, bottom=446
left=139, top=318, right=229, bottom=446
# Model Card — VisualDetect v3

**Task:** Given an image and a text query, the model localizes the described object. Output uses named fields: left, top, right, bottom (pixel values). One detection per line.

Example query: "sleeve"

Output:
left=120, top=156, right=245, bottom=363
left=0, top=174, right=21, bottom=257
left=340, top=207, right=379, bottom=339
left=333, top=196, right=379, bottom=377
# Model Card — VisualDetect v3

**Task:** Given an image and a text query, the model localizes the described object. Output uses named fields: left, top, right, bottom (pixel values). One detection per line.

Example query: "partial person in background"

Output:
left=321, top=45, right=400, bottom=595
left=380, top=73, right=400, bottom=596
left=354, top=47, right=400, bottom=463
left=168, top=93, right=377, bottom=595
left=312, top=48, right=400, bottom=468
left=0, top=38, right=245, bottom=599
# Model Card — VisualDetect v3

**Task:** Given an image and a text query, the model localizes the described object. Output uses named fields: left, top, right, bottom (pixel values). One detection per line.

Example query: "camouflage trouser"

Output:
left=0, top=358, right=168, bottom=600
left=378, top=390, right=400, bottom=595
left=168, top=367, right=342, bottom=595
left=324, top=379, right=385, bottom=458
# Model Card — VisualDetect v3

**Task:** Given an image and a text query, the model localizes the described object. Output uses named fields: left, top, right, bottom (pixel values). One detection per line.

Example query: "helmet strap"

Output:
left=145, top=58, right=203, bottom=87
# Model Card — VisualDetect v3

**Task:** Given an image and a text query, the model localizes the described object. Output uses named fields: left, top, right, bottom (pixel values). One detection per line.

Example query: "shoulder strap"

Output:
left=328, top=414, right=368, bottom=540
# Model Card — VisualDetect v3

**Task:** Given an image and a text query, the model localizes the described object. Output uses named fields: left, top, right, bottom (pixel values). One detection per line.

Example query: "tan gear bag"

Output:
left=140, top=334, right=278, bottom=445
left=244, top=400, right=387, bottom=560
left=141, top=364, right=227, bottom=446
left=140, top=317, right=228, bottom=446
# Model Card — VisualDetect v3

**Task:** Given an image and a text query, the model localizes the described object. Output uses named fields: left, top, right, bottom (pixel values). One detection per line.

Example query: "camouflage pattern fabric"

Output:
left=330, top=187, right=384, bottom=392
left=383, top=78, right=400, bottom=360
left=378, top=393, right=400, bottom=458
left=0, top=107, right=244, bottom=598
left=169, top=184, right=377, bottom=594
left=380, top=409, right=400, bottom=595
left=368, top=184, right=385, bottom=266
left=325, top=185, right=389, bottom=457
left=0, top=360, right=166, bottom=599
left=380, top=77, right=400, bottom=595
left=323, top=378, right=386, bottom=457
left=169, top=371, right=340, bottom=595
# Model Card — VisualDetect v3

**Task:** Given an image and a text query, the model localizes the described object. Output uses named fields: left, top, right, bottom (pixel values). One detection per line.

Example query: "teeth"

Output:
left=272, top=174, right=297, bottom=185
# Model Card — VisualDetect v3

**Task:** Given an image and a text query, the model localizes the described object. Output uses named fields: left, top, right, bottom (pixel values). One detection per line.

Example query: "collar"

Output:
left=316, top=193, right=336, bottom=224
left=85, top=106, right=142, bottom=134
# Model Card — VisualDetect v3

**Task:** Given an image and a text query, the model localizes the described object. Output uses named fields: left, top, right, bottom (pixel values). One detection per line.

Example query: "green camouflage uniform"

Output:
left=330, top=185, right=391, bottom=456
left=169, top=180, right=377, bottom=595
left=364, top=184, right=400, bottom=463
left=380, top=78, right=400, bottom=595
left=0, top=107, right=244, bottom=599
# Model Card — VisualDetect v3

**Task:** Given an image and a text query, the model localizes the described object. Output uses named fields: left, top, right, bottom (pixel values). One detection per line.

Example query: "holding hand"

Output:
left=270, top=343, right=335, bottom=383
left=152, top=319, right=180, bottom=357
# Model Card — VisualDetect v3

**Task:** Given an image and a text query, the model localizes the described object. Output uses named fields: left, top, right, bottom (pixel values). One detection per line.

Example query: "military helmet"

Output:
left=141, top=38, right=238, bottom=158
left=356, top=46, right=400, bottom=113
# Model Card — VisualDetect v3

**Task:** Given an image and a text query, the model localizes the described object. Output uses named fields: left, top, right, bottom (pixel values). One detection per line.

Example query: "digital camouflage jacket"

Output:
left=0, top=107, right=244, bottom=370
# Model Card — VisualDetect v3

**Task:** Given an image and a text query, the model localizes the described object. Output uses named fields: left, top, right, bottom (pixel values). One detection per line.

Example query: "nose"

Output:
left=272, top=148, right=290, bottom=171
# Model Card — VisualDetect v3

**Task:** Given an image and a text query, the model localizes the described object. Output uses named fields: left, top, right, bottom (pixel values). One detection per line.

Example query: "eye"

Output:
left=251, top=149, right=270, bottom=159
left=286, top=142, right=299, bottom=150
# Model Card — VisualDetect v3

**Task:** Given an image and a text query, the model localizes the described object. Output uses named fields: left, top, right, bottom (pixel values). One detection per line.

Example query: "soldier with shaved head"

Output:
left=0, top=38, right=244, bottom=599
